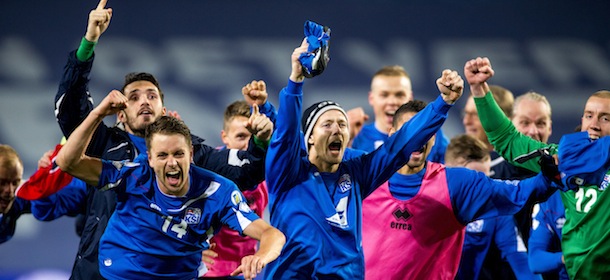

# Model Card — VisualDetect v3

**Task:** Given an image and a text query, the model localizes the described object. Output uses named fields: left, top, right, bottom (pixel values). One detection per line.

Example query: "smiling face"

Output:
left=581, top=95, right=610, bottom=140
left=512, top=97, right=552, bottom=143
left=369, top=75, right=413, bottom=134
left=148, top=133, right=193, bottom=197
left=0, top=146, right=23, bottom=214
left=119, top=80, right=167, bottom=137
left=307, top=110, right=350, bottom=172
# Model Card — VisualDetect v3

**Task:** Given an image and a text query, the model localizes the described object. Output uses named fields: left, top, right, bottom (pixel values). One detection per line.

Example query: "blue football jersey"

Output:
left=0, top=197, right=31, bottom=244
left=97, top=154, right=260, bottom=280
left=265, top=80, right=451, bottom=279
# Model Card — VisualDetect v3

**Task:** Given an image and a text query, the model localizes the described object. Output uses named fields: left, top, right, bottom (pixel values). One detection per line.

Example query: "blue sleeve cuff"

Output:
left=285, top=79, right=304, bottom=96
left=432, top=95, right=453, bottom=115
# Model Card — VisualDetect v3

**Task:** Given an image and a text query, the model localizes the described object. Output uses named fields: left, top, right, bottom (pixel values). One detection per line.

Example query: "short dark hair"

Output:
left=121, top=72, right=165, bottom=103
left=145, top=116, right=191, bottom=151
left=392, top=100, right=427, bottom=128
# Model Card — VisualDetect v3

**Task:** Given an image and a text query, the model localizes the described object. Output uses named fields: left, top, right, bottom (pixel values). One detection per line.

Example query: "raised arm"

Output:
left=56, top=0, right=113, bottom=138
left=265, top=39, right=309, bottom=193
left=84, top=0, right=113, bottom=43
left=464, top=57, right=555, bottom=172
left=56, top=90, right=127, bottom=185
left=357, top=69, right=462, bottom=196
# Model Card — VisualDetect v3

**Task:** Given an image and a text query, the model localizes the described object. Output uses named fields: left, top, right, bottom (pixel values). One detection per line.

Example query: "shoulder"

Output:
left=190, top=165, right=239, bottom=193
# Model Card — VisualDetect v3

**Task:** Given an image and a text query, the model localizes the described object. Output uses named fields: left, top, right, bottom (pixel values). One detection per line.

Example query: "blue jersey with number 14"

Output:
left=98, top=154, right=259, bottom=280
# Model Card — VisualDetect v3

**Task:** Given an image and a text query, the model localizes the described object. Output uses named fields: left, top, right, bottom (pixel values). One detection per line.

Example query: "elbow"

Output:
left=55, top=154, right=79, bottom=174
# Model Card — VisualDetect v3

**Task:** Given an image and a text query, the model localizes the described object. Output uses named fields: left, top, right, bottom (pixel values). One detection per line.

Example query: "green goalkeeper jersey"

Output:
left=474, top=92, right=610, bottom=279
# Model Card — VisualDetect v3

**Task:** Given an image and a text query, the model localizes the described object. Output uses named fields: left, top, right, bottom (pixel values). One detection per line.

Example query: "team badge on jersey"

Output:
left=338, top=174, right=352, bottom=193
left=466, top=219, right=484, bottom=233
left=184, top=207, right=202, bottom=224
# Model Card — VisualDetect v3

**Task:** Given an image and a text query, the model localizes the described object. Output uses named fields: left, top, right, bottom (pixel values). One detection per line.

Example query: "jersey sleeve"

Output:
left=192, top=141, right=265, bottom=191
left=495, top=216, right=538, bottom=279
left=216, top=185, right=260, bottom=235
left=528, top=203, right=564, bottom=274
left=447, top=168, right=554, bottom=224
left=31, top=178, right=87, bottom=221
left=55, top=50, right=96, bottom=138
left=474, top=92, right=558, bottom=172
left=265, top=80, right=309, bottom=194
left=355, top=95, right=451, bottom=198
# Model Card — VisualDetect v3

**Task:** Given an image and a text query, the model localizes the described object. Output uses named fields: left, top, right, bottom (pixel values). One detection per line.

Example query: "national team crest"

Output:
left=184, top=207, right=202, bottom=224
left=338, top=174, right=352, bottom=193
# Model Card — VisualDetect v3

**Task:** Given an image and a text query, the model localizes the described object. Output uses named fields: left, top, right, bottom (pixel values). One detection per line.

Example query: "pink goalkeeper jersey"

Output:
left=203, top=181, right=268, bottom=277
left=362, top=162, right=465, bottom=280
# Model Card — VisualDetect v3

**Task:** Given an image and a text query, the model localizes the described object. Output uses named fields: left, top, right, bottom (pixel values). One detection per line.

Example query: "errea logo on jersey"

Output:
left=338, top=174, right=352, bottom=193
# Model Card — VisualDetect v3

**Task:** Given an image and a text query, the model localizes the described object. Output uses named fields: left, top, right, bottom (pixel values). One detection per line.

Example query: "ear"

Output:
left=117, top=110, right=126, bottom=123
left=148, top=152, right=153, bottom=166
left=368, top=91, right=375, bottom=107
left=308, top=134, right=315, bottom=145
left=221, top=130, right=229, bottom=146
left=388, top=127, right=396, bottom=137
left=161, top=106, right=167, bottom=116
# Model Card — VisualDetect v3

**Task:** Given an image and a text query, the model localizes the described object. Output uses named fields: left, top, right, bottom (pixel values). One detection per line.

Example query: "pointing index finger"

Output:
left=97, top=0, right=108, bottom=10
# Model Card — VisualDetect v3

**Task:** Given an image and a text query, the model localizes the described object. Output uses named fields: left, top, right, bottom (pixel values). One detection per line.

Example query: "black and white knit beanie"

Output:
left=301, top=100, right=348, bottom=142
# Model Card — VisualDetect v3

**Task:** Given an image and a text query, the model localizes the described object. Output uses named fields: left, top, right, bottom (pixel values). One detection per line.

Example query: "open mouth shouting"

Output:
left=328, top=140, right=343, bottom=155
left=166, top=170, right=181, bottom=186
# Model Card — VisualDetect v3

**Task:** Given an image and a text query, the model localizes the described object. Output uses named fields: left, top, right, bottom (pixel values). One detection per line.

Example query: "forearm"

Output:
left=56, top=110, right=104, bottom=184
left=254, top=227, right=286, bottom=265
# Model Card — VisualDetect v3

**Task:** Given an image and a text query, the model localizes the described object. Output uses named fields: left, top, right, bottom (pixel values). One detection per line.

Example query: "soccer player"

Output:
left=202, top=100, right=270, bottom=279
left=465, top=56, right=610, bottom=278
left=54, top=1, right=270, bottom=278
left=361, top=99, right=556, bottom=279
left=350, top=65, right=449, bottom=163
left=264, top=37, right=463, bottom=279
left=56, top=90, right=285, bottom=280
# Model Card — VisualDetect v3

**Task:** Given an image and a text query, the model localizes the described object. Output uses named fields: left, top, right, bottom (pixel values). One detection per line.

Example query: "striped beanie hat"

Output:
left=301, top=100, right=347, bottom=142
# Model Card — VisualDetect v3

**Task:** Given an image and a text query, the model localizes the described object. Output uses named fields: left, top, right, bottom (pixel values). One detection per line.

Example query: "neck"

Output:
left=374, top=120, right=389, bottom=135
left=124, top=124, right=145, bottom=138
left=308, top=154, right=340, bottom=173
left=397, top=162, right=425, bottom=175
